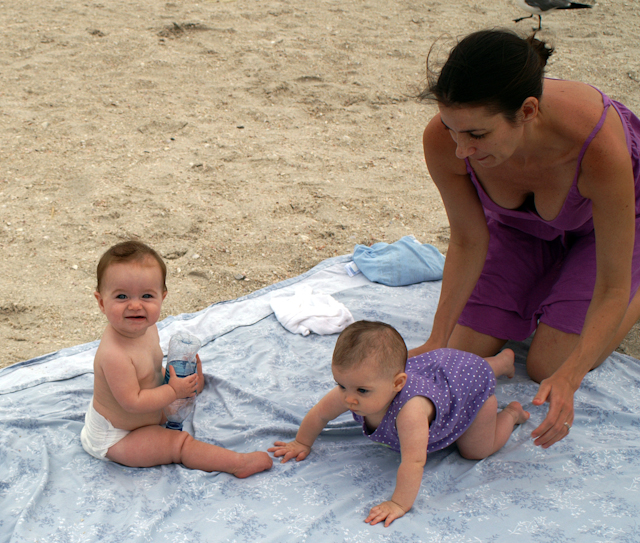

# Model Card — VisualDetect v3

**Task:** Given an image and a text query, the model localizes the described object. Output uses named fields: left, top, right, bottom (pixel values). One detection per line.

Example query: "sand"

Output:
left=1, top=0, right=639, bottom=369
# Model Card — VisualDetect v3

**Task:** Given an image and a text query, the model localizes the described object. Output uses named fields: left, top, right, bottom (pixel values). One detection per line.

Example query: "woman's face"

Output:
left=438, top=104, right=526, bottom=168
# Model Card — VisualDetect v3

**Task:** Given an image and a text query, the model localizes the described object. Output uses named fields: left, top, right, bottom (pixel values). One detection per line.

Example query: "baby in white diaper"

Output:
left=81, top=240, right=272, bottom=478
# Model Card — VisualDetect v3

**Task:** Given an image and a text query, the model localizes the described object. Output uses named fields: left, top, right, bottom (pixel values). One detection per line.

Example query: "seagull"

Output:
left=513, top=0, right=593, bottom=30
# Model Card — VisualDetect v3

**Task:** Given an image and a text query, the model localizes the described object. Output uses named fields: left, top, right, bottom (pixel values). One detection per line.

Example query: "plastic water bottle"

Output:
left=163, top=332, right=201, bottom=431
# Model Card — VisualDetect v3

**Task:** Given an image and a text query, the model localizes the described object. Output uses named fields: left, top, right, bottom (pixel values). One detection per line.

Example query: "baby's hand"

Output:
left=268, top=440, right=311, bottom=463
left=365, top=500, right=407, bottom=527
left=167, top=366, right=198, bottom=399
left=195, top=354, right=205, bottom=394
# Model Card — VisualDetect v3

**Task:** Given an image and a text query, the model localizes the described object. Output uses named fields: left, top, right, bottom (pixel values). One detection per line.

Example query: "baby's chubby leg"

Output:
left=106, top=425, right=272, bottom=478
left=485, top=348, right=516, bottom=379
left=181, top=436, right=273, bottom=478
left=456, top=396, right=529, bottom=460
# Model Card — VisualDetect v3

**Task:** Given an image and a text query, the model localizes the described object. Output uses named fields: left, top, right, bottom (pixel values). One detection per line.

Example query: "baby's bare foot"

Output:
left=489, top=348, right=516, bottom=379
left=502, top=401, right=530, bottom=426
left=233, top=451, right=273, bottom=479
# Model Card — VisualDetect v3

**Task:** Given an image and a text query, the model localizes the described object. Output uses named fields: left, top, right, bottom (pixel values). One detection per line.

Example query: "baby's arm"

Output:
left=103, top=352, right=197, bottom=414
left=269, top=387, right=348, bottom=463
left=365, top=396, right=433, bottom=527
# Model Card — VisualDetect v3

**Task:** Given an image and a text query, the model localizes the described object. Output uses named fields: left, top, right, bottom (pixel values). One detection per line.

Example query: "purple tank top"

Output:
left=352, top=349, right=496, bottom=453
left=465, top=88, right=640, bottom=241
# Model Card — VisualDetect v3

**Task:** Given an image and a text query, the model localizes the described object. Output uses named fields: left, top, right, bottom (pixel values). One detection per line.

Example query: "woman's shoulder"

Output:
left=422, top=113, right=468, bottom=176
left=544, top=81, right=632, bottom=195
left=543, top=79, right=608, bottom=135
left=544, top=78, right=602, bottom=100
left=422, top=111, right=447, bottom=147
left=545, top=80, right=626, bottom=144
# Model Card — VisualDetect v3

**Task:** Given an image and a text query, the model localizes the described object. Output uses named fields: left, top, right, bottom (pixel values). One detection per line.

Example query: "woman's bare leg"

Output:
left=448, top=324, right=508, bottom=358
left=525, top=324, right=579, bottom=383
left=527, top=289, right=640, bottom=383
left=597, top=288, right=640, bottom=363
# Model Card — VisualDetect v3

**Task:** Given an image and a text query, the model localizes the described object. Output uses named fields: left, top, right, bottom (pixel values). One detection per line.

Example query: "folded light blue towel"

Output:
left=351, top=235, right=445, bottom=286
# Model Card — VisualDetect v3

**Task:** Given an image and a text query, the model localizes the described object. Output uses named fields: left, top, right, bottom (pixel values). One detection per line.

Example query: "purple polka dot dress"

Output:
left=352, top=348, right=496, bottom=453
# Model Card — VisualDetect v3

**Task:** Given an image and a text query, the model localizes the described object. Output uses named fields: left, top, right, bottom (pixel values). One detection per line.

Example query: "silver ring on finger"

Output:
left=564, top=422, right=571, bottom=432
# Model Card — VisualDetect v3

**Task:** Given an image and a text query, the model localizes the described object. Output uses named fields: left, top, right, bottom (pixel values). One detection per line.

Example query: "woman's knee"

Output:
left=526, top=324, right=580, bottom=383
left=525, top=356, right=551, bottom=383
left=449, top=325, right=507, bottom=357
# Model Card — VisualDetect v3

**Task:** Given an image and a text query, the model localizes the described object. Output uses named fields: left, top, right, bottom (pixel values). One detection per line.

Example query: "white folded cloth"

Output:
left=269, top=285, right=354, bottom=336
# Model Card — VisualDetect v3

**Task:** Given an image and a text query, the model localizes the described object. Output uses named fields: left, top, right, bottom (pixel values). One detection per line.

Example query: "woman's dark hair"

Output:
left=420, top=29, right=554, bottom=123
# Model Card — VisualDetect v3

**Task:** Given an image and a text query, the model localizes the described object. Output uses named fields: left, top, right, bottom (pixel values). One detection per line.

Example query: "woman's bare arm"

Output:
left=531, top=106, right=636, bottom=447
left=409, top=114, right=490, bottom=356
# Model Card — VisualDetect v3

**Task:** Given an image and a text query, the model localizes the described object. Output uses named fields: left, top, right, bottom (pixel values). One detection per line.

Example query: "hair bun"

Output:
left=526, top=33, right=554, bottom=68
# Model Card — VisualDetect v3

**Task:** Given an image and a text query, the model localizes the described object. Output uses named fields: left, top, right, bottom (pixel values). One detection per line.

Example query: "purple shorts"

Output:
left=458, top=217, right=640, bottom=341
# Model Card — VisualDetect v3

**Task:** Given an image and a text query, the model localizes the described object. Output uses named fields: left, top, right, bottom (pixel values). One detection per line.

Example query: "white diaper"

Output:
left=80, top=400, right=130, bottom=461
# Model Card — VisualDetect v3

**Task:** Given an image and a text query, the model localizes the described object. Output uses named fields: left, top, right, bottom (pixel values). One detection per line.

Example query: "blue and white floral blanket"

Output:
left=2, top=254, right=640, bottom=543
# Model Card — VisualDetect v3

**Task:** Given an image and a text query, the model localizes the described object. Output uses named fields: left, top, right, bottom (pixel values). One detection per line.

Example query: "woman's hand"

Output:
left=530, top=371, right=576, bottom=448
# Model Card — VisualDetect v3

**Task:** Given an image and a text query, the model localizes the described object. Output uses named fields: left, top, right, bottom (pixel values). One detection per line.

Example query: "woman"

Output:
left=411, top=29, right=640, bottom=448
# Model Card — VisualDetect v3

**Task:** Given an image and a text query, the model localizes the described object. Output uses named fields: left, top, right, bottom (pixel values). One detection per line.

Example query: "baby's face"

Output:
left=95, top=257, right=166, bottom=338
left=332, top=360, right=403, bottom=421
